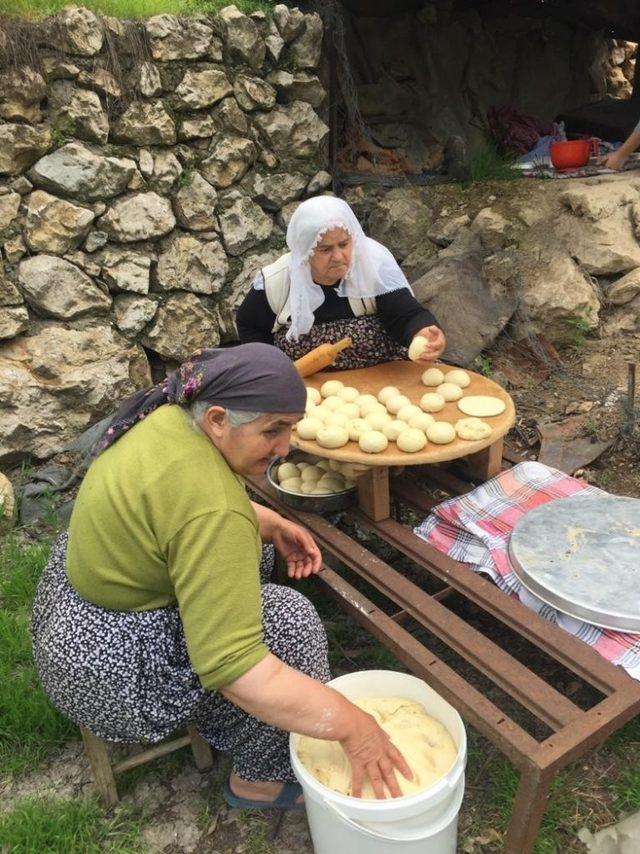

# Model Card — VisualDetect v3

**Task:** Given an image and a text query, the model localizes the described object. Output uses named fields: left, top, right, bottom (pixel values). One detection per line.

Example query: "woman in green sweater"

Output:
left=32, top=344, right=410, bottom=809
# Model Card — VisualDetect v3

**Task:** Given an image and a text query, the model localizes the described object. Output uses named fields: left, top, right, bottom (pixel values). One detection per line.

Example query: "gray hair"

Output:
left=189, top=399, right=264, bottom=427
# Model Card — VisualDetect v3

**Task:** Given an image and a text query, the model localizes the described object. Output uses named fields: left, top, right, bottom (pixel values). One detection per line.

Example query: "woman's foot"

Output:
left=228, top=773, right=304, bottom=806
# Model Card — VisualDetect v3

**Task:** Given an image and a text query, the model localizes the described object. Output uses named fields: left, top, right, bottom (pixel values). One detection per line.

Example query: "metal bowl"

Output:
left=266, top=452, right=356, bottom=514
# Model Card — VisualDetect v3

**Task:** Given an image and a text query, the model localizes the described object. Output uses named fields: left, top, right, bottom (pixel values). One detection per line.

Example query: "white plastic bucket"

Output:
left=290, top=670, right=467, bottom=854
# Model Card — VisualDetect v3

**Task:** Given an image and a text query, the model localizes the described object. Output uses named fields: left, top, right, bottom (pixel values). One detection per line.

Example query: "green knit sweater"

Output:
left=66, top=405, right=267, bottom=690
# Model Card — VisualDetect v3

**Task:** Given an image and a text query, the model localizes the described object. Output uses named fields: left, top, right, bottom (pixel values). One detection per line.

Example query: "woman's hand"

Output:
left=597, top=150, right=628, bottom=171
left=272, top=517, right=322, bottom=579
left=340, top=709, right=413, bottom=798
left=415, top=325, right=446, bottom=361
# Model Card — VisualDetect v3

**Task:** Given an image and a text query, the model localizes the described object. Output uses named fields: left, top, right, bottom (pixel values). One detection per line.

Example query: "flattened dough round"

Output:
left=421, top=367, right=445, bottom=387
left=455, top=417, right=492, bottom=441
left=457, top=395, right=506, bottom=417
left=426, top=421, right=456, bottom=444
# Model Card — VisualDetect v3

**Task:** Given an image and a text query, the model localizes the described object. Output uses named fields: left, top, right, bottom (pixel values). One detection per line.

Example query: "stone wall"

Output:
left=606, top=39, right=637, bottom=98
left=0, top=4, right=329, bottom=465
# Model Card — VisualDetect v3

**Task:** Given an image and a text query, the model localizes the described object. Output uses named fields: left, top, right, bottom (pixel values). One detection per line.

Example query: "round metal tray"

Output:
left=508, top=494, right=640, bottom=633
left=266, top=452, right=356, bottom=515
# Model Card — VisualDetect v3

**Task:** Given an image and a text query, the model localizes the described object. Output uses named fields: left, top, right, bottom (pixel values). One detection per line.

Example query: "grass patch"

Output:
left=0, top=795, right=144, bottom=853
left=0, top=536, right=75, bottom=777
left=0, top=0, right=275, bottom=19
left=467, top=143, right=519, bottom=183
left=610, top=762, right=640, bottom=815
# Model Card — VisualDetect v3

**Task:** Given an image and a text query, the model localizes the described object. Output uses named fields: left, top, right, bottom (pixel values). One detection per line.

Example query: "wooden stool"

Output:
left=80, top=724, right=214, bottom=808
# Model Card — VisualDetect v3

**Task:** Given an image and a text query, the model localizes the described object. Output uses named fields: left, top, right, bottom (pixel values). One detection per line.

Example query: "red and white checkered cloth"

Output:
left=413, top=461, right=640, bottom=681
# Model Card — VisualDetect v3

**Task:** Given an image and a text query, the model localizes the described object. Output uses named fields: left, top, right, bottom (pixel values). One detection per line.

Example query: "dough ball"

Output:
left=420, top=392, right=445, bottom=413
left=386, top=394, right=411, bottom=415
left=318, top=475, right=346, bottom=493
left=316, top=426, right=349, bottom=449
left=359, top=399, right=386, bottom=417
left=426, top=421, right=456, bottom=444
left=279, top=476, right=303, bottom=492
left=356, top=393, right=378, bottom=407
left=397, top=403, right=421, bottom=423
left=407, top=335, right=428, bottom=362
left=455, top=417, right=492, bottom=441
left=396, top=427, right=427, bottom=453
left=296, top=461, right=311, bottom=469
left=408, top=412, right=435, bottom=431
left=277, top=462, right=299, bottom=482
left=347, top=418, right=370, bottom=441
left=322, top=395, right=343, bottom=412
left=382, top=419, right=408, bottom=441
left=325, top=412, right=349, bottom=429
left=306, top=387, right=321, bottom=405
left=457, top=396, right=506, bottom=417
left=436, top=382, right=464, bottom=402
left=321, top=379, right=344, bottom=398
left=339, top=402, right=360, bottom=420
left=296, top=417, right=324, bottom=440
left=444, top=369, right=471, bottom=388
left=311, top=485, right=334, bottom=495
left=300, top=482, right=316, bottom=494
left=312, top=405, right=330, bottom=422
left=421, top=367, right=445, bottom=387
left=338, top=385, right=359, bottom=403
left=378, top=385, right=400, bottom=404
left=338, top=463, right=363, bottom=480
left=316, top=459, right=332, bottom=471
left=328, top=460, right=343, bottom=471
left=365, top=411, right=392, bottom=431
left=358, top=430, right=389, bottom=454
left=300, top=465, right=323, bottom=483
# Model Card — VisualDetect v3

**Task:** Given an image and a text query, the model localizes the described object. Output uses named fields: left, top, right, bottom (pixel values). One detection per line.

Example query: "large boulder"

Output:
left=218, top=192, right=272, bottom=256
left=25, top=191, right=95, bottom=254
left=0, top=67, right=46, bottom=124
left=253, top=101, right=328, bottom=158
left=99, top=192, right=176, bottom=243
left=51, top=6, right=104, bottom=57
left=368, top=188, right=433, bottom=262
left=18, top=255, right=111, bottom=319
left=156, top=235, right=228, bottom=294
left=216, top=5, right=266, bottom=70
left=200, top=137, right=256, bottom=189
left=173, top=66, right=233, bottom=110
left=140, top=293, right=220, bottom=361
left=0, top=124, right=51, bottom=177
left=0, top=324, right=150, bottom=464
left=412, top=254, right=518, bottom=365
left=28, top=143, right=135, bottom=201
left=173, top=172, right=218, bottom=231
left=146, top=15, right=213, bottom=61
left=113, top=101, right=176, bottom=146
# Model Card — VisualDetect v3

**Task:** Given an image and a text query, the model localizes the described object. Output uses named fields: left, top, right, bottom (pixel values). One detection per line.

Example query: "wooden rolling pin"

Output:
left=294, top=337, right=352, bottom=378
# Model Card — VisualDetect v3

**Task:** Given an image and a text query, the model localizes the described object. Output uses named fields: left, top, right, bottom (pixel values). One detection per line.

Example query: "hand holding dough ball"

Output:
left=455, top=417, right=492, bottom=440
left=436, top=382, right=464, bottom=402
left=420, top=392, right=445, bottom=413
left=397, top=403, right=421, bottom=423
left=457, top=395, right=506, bottom=417
left=408, top=335, right=428, bottom=362
left=278, top=462, right=299, bottom=482
left=382, top=419, right=408, bottom=441
left=426, top=421, right=456, bottom=444
left=444, top=369, right=470, bottom=388
left=408, top=412, right=435, bottom=431
left=386, top=394, right=411, bottom=415
left=321, top=379, right=344, bottom=398
left=306, top=387, right=321, bottom=405
left=348, top=418, right=370, bottom=441
left=365, top=411, right=392, bottom=431
left=322, top=395, right=343, bottom=411
left=316, top=426, right=349, bottom=449
left=358, top=430, right=389, bottom=454
left=396, top=428, right=427, bottom=453
left=338, top=385, right=359, bottom=403
left=378, top=385, right=400, bottom=405
left=421, top=367, right=445, bottom=387
left=296, top=417, right=324, bottom=440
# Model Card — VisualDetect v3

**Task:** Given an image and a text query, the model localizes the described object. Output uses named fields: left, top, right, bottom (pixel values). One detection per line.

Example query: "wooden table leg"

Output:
left=465, top=436, right=504, bottom=481
left=357, top=467, right=390, bottom=520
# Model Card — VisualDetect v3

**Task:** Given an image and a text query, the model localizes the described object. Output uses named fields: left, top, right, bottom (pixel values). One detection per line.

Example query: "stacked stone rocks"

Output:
left=606, top=39, right=637, bottom=98
left=0, top=4, right=330, bottom=464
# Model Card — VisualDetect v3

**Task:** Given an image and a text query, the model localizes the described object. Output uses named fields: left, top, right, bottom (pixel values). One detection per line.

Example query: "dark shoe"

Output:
left=223, top=777, right=305, bottom=811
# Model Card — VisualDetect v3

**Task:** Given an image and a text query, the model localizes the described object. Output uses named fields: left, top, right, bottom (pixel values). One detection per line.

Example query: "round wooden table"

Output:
left=291, top=361, right=516, bottom=519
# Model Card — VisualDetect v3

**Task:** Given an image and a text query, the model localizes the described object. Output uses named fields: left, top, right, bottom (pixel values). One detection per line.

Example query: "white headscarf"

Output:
left=285, top=196, right=412, bottom=341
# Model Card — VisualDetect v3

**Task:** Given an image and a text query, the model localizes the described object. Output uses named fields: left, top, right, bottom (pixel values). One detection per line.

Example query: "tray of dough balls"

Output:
left=291, top=360, right=516, bottom=467
left=267, top=452, right=360, bottom=513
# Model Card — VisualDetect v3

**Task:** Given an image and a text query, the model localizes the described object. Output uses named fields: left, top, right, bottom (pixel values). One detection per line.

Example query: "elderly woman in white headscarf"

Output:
left=236, top=196, right=446, bottom=370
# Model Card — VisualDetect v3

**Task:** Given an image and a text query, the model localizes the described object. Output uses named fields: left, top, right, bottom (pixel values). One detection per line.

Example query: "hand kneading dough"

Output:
left=396, top=428, right=427, bottom=453
left=408, top=412, right=435, bottom=431
left=386, top=394, right=411, bottom=415
left=444, top=369, right=471, bottom=388
left=382, top=419, right=408, bottom=441
left=420, top=392, right=445, bottom=413
left=296, top=417, right=324, bottom=440
left=455, top=417, right=492, bottom=440
left=426, top=421, right=456, bottom=444
left=421, top=367, right=445, bottom=387
left=378, top=385, right=400, bottom=404
left=338, top=385, right=360, bottom=402
left=316, top=426, right=349, bottom=449
left=436, top=382, right=464, bottom=402
left=407, top=335, right=428, bottom=362
left=457, top=395, right=506, bottom=417
left=358, top=430, right=388, bottom=454
left=297, top=696, right=457, bottom=798
left=321, top=379, right=344, bottom=398
left=306, top=387, right=321, bottom=405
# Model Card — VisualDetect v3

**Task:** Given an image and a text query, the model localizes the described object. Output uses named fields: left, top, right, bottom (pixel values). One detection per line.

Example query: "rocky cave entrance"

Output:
left=321, top=0, right=640, bottom=184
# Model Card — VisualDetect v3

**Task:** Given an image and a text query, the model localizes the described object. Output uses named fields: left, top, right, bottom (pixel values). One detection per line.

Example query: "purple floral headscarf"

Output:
left=97, top=343, right=306, bottom=453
